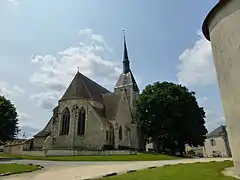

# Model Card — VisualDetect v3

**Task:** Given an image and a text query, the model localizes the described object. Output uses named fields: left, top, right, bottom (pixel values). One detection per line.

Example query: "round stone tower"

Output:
left=203, top=0, right=240, bottom=175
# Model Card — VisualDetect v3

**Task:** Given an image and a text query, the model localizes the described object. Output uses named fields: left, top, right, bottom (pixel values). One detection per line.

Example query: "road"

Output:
left=0, top=158, right=232, bottom=180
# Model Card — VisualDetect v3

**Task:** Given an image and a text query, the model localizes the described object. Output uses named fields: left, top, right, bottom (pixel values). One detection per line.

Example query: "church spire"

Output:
left=123, top=30, right=130, bottom=74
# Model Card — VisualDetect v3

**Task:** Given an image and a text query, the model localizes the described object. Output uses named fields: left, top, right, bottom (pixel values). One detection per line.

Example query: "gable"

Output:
left=60, top=71, right=110, bottom=103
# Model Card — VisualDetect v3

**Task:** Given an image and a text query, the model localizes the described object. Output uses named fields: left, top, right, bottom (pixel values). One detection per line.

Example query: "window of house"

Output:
left=106, top=131, right=109, bottom=141
left=77, top=107, right=86, bottom=136
left=60, top=107, right=70, bottom=136
left=210, top=139, right=216, bottom=146
left=119, top=126, right=123, bottom=140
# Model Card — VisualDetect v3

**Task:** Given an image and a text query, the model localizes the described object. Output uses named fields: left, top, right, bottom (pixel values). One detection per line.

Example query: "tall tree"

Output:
left=0, top=96, right=19, bottom=142
left=137, top=82, right=208, bottom=156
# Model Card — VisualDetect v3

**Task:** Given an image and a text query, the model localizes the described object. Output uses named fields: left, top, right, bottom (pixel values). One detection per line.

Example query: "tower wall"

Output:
left=114, top=85, right=139, bottom=118
left=203, top=0, right=240, bottom=175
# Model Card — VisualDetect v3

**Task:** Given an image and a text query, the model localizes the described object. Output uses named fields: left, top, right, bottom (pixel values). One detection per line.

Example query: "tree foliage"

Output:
left=0, top=96, right=19, bottom=142
left=136, top=82, right=208, bottom=156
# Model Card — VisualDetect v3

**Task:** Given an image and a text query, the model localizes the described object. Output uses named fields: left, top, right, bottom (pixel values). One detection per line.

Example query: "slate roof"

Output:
left=92, top=106, right=108, bottom=126
left=114, top=71, right=139, bottom=92
left=60, top=71, right=111, bottom=104
left=103, top=93, right=122, bottom=120
left=53, top=106, right=59, bottom=114
left=34, top=117, right=53, bottom=137
left=207, top=125, right=227, bottom=138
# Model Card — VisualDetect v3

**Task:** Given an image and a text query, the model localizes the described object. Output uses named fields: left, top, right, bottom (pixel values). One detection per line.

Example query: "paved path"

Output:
left=0, top=159, right=127, bottom=167
left=0, top=158, right=232, bottom=180
left=223, top=167, right=240, bottom=179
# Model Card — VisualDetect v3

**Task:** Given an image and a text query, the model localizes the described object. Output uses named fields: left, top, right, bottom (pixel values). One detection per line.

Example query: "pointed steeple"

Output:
left=123, top=31, right=130, bottom=74
left=114, top=31, right=139, bottom=92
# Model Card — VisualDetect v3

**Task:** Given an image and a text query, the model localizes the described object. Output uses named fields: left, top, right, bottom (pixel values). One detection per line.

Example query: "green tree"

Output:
left=0, top=96, right=19, bottom=142
left=136, top=82, right=208, bottom=156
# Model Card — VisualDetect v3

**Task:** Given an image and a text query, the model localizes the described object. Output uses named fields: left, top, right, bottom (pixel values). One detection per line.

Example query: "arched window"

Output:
left=119, top=126, right=122, bottom=140
left=109, top=123, right=114, bottom=146
left=106, top=131, right=109, bottom=141
left=60, top=107, right=70, bottom=135
left=77, top=107, right=86, bottom=136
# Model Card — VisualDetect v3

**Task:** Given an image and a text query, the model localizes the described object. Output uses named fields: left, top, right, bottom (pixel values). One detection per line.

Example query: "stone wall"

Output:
left=21, top=150, right=44, bottom=156
left=114, top=92, right=135, bottom=149
left=53, top=100, right=106, bottom=150
left=5, top=148, right=136, bottom=157
left=46, top=149, right=137, bottom=156
left=34, top=137, right=45, bottom=149
left=4, top=144, right=23, bottom=155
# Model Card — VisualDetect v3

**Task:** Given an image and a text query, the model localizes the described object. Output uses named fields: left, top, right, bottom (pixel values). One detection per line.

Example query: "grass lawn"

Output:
left=0, top=164, right=39, bottom=174
left=0, top=153, right=181, bottom=161
left=101, top=161, right=236, bottom=180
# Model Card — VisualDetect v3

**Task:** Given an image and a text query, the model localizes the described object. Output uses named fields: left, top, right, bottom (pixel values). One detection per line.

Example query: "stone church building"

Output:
left=33, top=36, right=143, bottom=151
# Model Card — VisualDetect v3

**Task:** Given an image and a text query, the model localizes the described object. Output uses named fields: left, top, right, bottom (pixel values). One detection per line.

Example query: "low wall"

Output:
left=4, top=144, right=23, bottom=155
left=20, top=150, right=44, bottom=156
left=46, top=150, right=137, bottom=156
left=7, top=149, right=137, bottom=157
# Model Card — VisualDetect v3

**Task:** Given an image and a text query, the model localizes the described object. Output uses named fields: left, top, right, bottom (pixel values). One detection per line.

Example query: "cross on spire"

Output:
left=122, top=29, right=126, bottom=38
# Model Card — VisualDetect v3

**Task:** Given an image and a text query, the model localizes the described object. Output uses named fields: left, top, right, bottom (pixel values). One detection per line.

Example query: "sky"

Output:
left=0, top=0, right=224, bottom=138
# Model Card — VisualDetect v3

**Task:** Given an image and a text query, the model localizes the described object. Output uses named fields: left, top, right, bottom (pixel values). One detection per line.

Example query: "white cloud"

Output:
left=13, top=85, right=25, bottom=94
left=0, top=82, right=24, bottom=98
left=17, top=112, right=41, bottom=138
left=205, top=108, right=225, bottom=132
left=18, top=125, right=39, bottom=139
left=18, top=112, right=31, bottom=125
left=30, top=28, right=123, bottom=109
left=197, top=96, right=225, bottom=132
left=177, top=32, right=216, bottom=87
left=178, top=32, right=226, bottom=132
left=30, top=91, right=60, bottom=110
left=6, top=0, right=19, bottom=5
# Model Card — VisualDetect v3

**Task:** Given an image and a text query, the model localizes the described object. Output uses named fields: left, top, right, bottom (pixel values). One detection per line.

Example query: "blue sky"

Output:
left=0, top=0, right=224, bottom=137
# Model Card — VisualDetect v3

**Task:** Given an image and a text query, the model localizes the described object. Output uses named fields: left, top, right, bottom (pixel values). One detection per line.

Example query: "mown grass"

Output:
left=0, top=153, right=181, bottom=161
left=101, top=161, right=235, bottom=180
left=0, top=163, right=39, bottom=174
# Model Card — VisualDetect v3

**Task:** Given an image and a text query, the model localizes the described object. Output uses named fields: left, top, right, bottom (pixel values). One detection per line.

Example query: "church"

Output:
left=32, top=36, right=143, bottom=151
